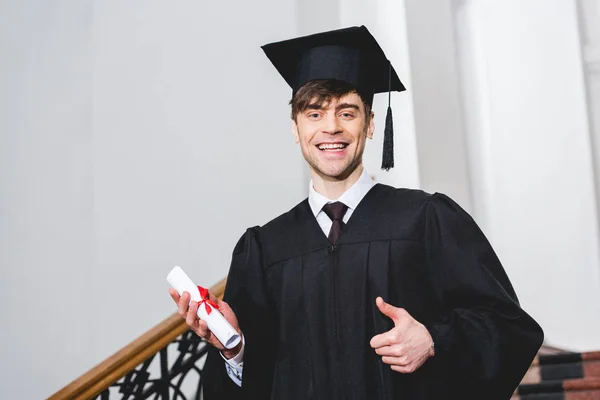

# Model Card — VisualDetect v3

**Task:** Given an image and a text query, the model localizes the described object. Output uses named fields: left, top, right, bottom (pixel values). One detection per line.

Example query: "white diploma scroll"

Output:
left=167, top=266, right=241, bottom=349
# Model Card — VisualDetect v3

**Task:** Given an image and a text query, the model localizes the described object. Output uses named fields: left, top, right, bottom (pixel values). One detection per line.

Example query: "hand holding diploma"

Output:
left=370, top=297, right=435, bottom=374
left=168, top=267, right=243, bottom=359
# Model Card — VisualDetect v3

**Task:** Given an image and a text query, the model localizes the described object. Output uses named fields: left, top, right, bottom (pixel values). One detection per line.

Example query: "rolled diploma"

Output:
left=167, top=266, right=241, bottom=349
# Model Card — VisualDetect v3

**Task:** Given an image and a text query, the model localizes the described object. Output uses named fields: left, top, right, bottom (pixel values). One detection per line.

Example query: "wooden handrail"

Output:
left=48, top=278, right=227, bottom=400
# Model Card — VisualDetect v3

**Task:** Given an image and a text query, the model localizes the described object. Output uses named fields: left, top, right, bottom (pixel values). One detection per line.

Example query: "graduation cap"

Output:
left=261, top=26, right=405, bottom=170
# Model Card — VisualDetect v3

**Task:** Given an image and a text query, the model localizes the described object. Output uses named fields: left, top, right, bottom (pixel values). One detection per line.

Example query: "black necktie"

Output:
left=322, top=202, right=349, bottom=245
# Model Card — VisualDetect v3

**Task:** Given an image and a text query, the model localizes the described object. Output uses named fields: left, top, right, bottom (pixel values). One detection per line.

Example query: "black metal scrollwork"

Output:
left=96, top=330, right=208, bottom=400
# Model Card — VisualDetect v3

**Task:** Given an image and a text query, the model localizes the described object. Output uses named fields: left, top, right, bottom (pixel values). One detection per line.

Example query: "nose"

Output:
left=322, top=115, right=343, bottom=135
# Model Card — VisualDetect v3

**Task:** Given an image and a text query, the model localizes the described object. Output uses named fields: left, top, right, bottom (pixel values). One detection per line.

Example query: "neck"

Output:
left=311, top=164, right=364, bottom=200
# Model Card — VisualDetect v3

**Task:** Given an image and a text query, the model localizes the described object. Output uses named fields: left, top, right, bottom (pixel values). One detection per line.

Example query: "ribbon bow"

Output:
left=198, top=286, right=219, bottom=315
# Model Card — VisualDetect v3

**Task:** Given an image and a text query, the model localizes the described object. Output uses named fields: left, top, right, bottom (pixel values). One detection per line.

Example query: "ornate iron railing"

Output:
left=49, top=279, right=226, bottom=400
left=94, top=330, right=208, bottom=400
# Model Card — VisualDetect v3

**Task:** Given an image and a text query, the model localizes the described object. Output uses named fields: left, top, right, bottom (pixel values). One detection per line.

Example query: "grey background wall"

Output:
left=0, top=0, right=304, bottom=397
left=2, top=0, right=600, bottom=398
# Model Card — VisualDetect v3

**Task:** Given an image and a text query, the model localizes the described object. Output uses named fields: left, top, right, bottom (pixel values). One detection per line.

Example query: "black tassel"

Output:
left=381, top=59, right=394, bottom=171
left=381, top=105, right=394, bottom=170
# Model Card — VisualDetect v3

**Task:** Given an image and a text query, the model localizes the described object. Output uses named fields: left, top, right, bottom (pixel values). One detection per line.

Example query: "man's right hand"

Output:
left=169, top=288, right=243, bottom=359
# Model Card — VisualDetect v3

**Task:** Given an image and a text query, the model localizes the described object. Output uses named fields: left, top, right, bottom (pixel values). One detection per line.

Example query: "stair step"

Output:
left=513, top=390, right=600, bottom=399
left=536, top=352, right=600, bottom=366
left=521, top=360, right=600, bottom=383
left=514, top=377, right=600, bottom=399
left=521, top=352, right=600, bottom=384
left=512, top=349, right=600, bottom=399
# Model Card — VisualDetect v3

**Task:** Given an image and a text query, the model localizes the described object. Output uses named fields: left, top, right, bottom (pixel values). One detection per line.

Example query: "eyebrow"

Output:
left=305, top=102, right=361, bottom=112
left=335, top=103, right=360, bottom=113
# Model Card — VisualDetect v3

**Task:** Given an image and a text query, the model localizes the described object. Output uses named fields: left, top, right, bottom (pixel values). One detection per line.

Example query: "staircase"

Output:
left=513, top=349, right=600, bottom=399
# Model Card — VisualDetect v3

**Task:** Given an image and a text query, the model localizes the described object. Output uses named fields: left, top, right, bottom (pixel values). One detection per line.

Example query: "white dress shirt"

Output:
left=308, top=168, right=376, bottom=235
left=222, top=168, right=376, bottom=386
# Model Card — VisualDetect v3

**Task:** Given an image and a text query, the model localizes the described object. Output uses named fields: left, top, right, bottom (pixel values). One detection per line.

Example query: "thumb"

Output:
left=376, top=297, right=401, bottom=324
left=208, top=291, right=219, bottom=303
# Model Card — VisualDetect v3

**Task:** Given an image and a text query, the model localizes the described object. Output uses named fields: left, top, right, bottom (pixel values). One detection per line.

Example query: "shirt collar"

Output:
left=308, top=168, right=376, bottom=217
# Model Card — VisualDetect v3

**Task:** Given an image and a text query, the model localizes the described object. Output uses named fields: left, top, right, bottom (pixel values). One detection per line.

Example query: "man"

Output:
left=170, top=26, right=543, bottom=399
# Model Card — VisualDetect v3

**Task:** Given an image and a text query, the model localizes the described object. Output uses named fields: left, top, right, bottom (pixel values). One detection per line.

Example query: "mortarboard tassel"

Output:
left=381, top=61, right=394, bottom=171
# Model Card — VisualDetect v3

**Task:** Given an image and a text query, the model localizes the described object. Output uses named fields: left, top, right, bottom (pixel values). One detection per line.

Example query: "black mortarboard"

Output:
left=262, top=26, right=405, bottom=170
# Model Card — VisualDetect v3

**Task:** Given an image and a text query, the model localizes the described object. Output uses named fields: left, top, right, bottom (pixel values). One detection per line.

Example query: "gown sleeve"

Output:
left=424, top=193, right=544, bottom=399
left=202, top=227, right=277, bottom=400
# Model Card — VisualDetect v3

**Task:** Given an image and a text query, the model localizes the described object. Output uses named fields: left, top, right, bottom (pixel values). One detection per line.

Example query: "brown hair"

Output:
left=290, top=80, right=372, bottom=122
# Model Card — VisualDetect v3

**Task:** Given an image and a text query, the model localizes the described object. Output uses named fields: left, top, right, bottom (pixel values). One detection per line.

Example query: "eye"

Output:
left=307, top=112, right=321, bottom=120
left=340, top=111, right=356, bottom=119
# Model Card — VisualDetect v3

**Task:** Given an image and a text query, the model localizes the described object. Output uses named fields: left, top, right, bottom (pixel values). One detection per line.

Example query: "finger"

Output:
left=186, top=301, right=199, bottom=327
left=374, top=344, right=406, bottom=357
left=381, top=356, right=409, bottom=366
left=198, top=320, right=226, bottom=348
left=211, top=297, right=234, bottom=318
left=370, top=330, right=403, bottom=349
left=217, top=299, right=232, bottom=313
left=208, top=291, right=220, bottom=303
left=204, top=291, right=228, bottom=313
left=391, top=364, right=418, bottom=374
left=376, top=297, right=405, bottom=324
left=196, top=319, right=210, bottom=338
left=169, top=288, right=181, bottom=303
left=178, top=291, right=191, bottom=315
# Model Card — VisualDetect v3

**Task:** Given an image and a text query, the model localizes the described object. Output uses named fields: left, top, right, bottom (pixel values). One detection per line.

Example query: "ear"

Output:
left=366, top=111, right=375, bottom=139
left=292, top=119, right=300, bottom=144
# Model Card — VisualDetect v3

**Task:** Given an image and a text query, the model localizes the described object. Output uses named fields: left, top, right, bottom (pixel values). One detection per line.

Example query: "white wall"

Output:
left=0, top=1, right=303, bottom=398
left=91, top=0, right=304, bottom=364
left=0, top=0, right=95, bottom=396
left=452, top=0, right=600, bottom=351
left=403, top=0, right=472, bottom=209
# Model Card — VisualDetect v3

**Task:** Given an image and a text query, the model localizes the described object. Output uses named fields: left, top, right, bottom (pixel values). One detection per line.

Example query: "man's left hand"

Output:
left=370, top=297, right=435, bottom=373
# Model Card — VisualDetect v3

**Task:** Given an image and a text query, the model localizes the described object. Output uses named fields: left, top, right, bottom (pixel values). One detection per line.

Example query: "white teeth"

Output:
left=318, top=143, right=347, bottom=150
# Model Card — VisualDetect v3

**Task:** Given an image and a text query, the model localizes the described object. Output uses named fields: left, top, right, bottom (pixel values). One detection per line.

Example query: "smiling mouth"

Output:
left=317, top=143, right=349, bottom=151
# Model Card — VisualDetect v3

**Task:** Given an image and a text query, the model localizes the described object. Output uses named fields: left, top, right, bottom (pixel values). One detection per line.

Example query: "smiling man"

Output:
left=170, top=26, right=544, bottom=399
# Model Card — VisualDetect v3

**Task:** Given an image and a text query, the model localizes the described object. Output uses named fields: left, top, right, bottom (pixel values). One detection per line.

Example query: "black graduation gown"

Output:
left=203, top=184, right=544, bottom=400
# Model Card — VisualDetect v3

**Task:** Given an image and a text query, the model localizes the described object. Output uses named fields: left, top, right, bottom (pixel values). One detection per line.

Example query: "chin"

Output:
left=314, top=162, right=356, bottom=180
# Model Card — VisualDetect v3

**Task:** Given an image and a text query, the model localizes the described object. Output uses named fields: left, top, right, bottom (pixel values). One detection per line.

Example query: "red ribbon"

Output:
left=198, top=286, right=219, bottom=315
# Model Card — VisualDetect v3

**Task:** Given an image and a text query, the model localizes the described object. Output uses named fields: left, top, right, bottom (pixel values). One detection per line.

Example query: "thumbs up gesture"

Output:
left=369, top=297, right=435, bottom=373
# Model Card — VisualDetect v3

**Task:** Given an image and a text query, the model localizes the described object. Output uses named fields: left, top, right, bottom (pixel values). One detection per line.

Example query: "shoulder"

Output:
left=258, top=198, right=312, bottom=236
left=371, top=184, right=431, bottom=206
left=233, top=199, right=309, bottom=249
left=373, top=184, right=467, bottom=214
left=351, top=185, right=471, bottom=242
left=250, top=199, right=319, bottom=265
left=366, top=184, right=436, bottom=222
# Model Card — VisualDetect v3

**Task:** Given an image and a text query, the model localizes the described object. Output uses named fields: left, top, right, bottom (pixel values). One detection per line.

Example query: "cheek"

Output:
left=301, top=138, right=315, bottom=155
left=348, top=123, right=368, bottom=144
left=294, top=132, right=312, bottom=154
left=296, top=127, right=317, bottom=147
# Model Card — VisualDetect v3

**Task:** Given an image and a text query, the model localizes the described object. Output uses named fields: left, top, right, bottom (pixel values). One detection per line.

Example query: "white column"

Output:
left=580, top=0, right=600, bottom=239
left=454, top=0, right=600, bottom=351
